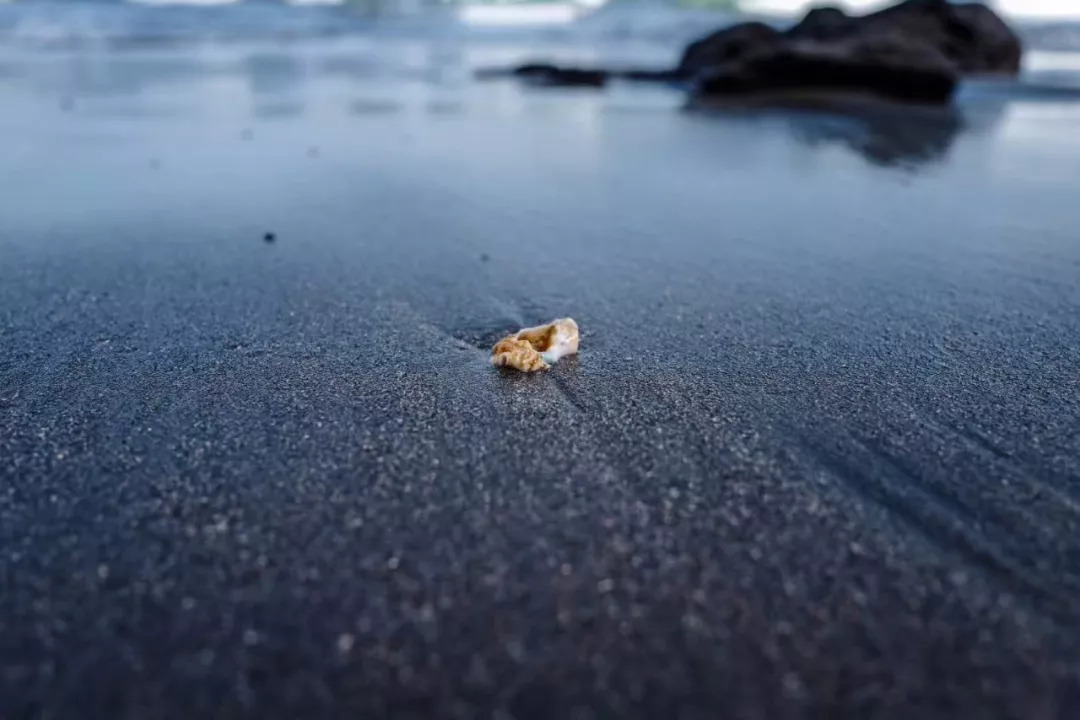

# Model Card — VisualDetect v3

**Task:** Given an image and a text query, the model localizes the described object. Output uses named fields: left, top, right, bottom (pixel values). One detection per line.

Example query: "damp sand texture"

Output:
left=2, top=43, right=1080, bottom=719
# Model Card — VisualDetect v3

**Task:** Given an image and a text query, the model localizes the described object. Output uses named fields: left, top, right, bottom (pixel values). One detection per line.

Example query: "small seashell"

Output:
left=491, top=318, right=580, bottom=372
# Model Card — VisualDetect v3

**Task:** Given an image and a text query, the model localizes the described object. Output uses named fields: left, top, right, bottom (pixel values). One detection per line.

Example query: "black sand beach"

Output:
left=2, top=35, right=1080, bottom=719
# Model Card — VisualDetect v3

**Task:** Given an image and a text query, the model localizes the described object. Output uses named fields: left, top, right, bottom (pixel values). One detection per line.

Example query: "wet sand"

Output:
left=2, top=40, right=1080, bottom=719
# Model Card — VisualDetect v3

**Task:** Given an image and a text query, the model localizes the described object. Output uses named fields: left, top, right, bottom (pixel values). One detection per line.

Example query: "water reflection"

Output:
left=686, top=100, right=992, bottom=170
left=787, top=105, right=967, bottom=169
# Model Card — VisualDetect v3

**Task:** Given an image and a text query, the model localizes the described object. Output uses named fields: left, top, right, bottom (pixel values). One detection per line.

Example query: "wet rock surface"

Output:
left=500, top=1, right=1021, bottom=105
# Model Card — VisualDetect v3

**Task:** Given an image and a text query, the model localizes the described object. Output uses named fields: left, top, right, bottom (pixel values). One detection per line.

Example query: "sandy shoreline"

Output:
left=2, top=39, right=1080, bottom=718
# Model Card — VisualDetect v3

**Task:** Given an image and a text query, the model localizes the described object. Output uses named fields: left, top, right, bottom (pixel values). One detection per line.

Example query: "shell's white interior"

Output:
left=539, top=327, right=578, bottom=364
left=518, top=318, right=579, bottom=366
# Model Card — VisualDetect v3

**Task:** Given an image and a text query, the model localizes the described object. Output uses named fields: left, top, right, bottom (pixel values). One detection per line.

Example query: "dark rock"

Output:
left=786, top=7, right=856, bottom=42
left=620, top=69, right=687, bottom=83
left=943, top=3, right=1023, bottom=73
left=484, top=1, right=1019, bottom=106
left=786, top=0, right=1021, bottom=74
left=478, top=65, right=680, bottom=85
left=677, top=22, right=783, bottom=76
left=697, top=35, right=959, bottom=105
left=686, top=0, right=1020, bottom=104
left=512, top=63, right=608, bottom=88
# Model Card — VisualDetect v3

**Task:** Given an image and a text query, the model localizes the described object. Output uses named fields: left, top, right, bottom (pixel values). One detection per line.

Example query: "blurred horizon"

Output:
left=2, top=0, right=1080, bottom=52
left=2, top=0, right=1080, bottom=20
